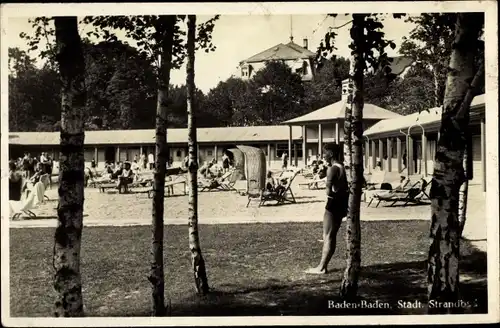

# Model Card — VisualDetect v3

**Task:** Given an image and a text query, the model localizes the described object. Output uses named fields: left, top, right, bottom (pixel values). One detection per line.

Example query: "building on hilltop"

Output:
left=237, top=37, right=317, bottom=82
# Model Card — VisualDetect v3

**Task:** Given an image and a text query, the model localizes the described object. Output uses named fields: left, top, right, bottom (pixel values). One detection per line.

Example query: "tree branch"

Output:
left=330, top=20, right=353, bottom=30
left=42, top=19, right=56, bottom=61
left=456, top=59, right=485, bottom=119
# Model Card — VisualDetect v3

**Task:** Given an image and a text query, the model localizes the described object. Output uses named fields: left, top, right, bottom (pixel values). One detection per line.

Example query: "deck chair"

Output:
left=259, top=170, right=300, bottom=207
left=135, top=174, right=187, bottom=198
left=412, top=176, right=432, bottom=203
left=364, top=177, right=410, bottom=205
left=246, top=178, right=265, bottom=207
left=92, top=174, right=116, bottom=189
left=299, top=176, right=327, bottom=190
left=369, top=179, right=428, bottom=208
left=99, top=181, right=119, bottom=193
left=128, top=178, right=154, bottom=194
left=10, top=181, right=46, bottom=219
left=198, top=177, right=223, bottom=192
left=364, top=170, right=387, bottom=190
left=218, top=169, right=238, bottom=191
left=146, top=179, right=187, bottom=198
left=25, top=174, right=50, bottom=202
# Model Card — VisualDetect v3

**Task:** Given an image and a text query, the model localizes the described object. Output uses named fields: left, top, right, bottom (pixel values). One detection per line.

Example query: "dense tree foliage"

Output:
left=303, top=57, right=350, bottom=110
left=10, top=15, right=469, bottom=132
left=9, top=47, right=61, bottom=131
left=400, top=13, right=484, bottom=106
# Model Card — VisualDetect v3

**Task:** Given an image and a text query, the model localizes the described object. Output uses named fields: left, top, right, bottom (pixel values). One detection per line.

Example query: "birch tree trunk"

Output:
left=53, top=16, right=86, bottom=317
left=186, top=15, right=209, bottom=295
left=340, top=13, right=365, bottom=300
left=457, top=146, right=469, bottom=237
left=432, top=64, right=442, bottom=107
left=427, top=13, right=483, bottom=313
left=458, top=60, right=484, bottom=238
left=148, top=15, right=176, bottom=316
left=343, top=66, right=354, bottom=179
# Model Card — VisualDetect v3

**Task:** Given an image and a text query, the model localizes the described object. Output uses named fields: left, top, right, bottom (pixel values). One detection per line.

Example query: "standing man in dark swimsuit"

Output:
left=306, top=143, right=349, bottom=274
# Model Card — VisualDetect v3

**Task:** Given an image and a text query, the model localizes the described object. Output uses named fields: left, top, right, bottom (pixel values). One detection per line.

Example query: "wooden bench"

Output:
left=147, top=180, right=187, bottom=198
left=99, top=182, right=118, bottom=193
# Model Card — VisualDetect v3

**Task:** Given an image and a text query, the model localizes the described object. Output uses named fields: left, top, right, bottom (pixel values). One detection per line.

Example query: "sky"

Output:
left=7, top=14, right=416, bottom=93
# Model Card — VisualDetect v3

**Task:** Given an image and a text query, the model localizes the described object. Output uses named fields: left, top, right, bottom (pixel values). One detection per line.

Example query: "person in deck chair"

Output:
left=265, top=171, right=277, bottom=192
left=9, top=161, right=23, bottom=201
left=311, top=162, right=328, bottom=189
left=306, top=143, right=348, bottom=274
left=117, top=162, right=134, bottom=193
left=29, top=162, right=45, bottom=185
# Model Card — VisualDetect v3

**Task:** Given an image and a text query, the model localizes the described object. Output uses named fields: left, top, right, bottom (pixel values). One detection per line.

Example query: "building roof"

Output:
left=240, top=41, right=316, bottom=65
left=364, top=94, right=486, bottom=137
left=9, top=125, right=303, bottom=146
left=282, top=100, right=402, bottom=125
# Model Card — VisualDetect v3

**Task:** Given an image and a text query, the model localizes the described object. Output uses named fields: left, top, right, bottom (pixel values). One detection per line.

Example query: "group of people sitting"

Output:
left=95, top=161, right=139, bottom=193
left=264, top=171, right=288, bottom=196
left=8, top=159, right=50, bottom=202
left=310, top=158, right=328, bottom=182
left=14, top=152, right=54, bottom=188
left=198, top=152, right=234, bottom=179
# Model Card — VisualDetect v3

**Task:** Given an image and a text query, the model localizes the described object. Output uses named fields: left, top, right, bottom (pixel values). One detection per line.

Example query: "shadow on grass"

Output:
left=171, top=251, right=488, bottom=316
left=292, top=196, right=318, bottom=200
left=259, top=200, right=324, bottom=207
left=12, top=214, right=89, bottom=221
left=12, top=216, right=59, bottom=221
left=9, top=222, right=487, bottom=317
left=42, top=198, right=58, bottom=203
left=381, top=202, right=431, bottom=208
left=123, top=250, right=487, bottom=317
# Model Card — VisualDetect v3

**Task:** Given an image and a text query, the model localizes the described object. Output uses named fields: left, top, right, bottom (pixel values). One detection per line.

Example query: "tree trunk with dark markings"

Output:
left=340, top=13, right=365, bottom=300
left=427, top=13, right=483, bottom=314
left=53, top=16, right=86, bottom=317
left=149, top=15, right=176, bottom=317
left=186, top=14, right=209, bottom=295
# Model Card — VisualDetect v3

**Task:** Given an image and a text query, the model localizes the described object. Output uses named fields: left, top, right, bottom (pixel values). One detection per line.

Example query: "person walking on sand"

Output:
left=148, top=152, right=155, bottom=170
left=306, top=143, right=349, bottom=274
left=222, top=152, right=230, bottom=173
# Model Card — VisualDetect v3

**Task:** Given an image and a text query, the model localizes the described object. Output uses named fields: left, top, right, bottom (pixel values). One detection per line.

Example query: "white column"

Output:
left=214, top=145, right=218, bottom=162
left=365, top=140, right=370, bottom=172
left=378, top=139, right=384, bottom=170
left=407, top=135, right=413, bottom=177
left=318, top=123, right=323, bottom=157
left=302, top=125, right=308, bottom=167
left=288, top=125, right=292, bottom=161
left=267, top=143, right=271, bottom=167
left=396, top=137, right=402, bottom=173
left=293, top=143, right=299, bottom=167
left=335, top=121, right=340, bottom=144
left=116, top=147, right=120, bottom=163
left=481, top=118, right=486, bottom=192
left=94, top=147, right=98, bottom=162
left=422, top=133, right=427, bottom=176
left=371, top=140, right=376, bottom=169
left=387, top=138, right=392, bottom=172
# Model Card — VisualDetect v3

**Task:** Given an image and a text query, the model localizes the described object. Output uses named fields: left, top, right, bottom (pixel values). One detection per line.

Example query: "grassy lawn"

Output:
left=10, top=221, right=487, bottom=317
